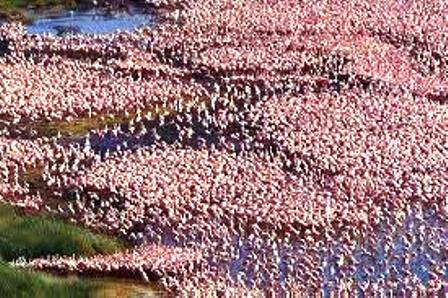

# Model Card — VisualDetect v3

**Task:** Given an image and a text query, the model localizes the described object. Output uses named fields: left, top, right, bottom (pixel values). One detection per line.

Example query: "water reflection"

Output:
left=142, top=205, right=446, bottom=294
left=88, top=277, right=161, bottom=298
left=26, top=9, right=153, bottom=35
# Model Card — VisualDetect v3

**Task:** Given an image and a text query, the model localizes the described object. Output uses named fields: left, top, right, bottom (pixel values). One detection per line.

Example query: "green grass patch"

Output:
left=0, top=261, right=94, bottom=298
left=0, top=0, right=77, bottom=10
left=0, top=0, right=83, bottom=22
left=29, top=107, right=174, bottom=138
left=0, top=204, right=157, bottom=297
left=0, top=262, right=161, bottom=298
left=0, top=204, right=124, bottom=262
left=32, top=114, right=131, bottom=138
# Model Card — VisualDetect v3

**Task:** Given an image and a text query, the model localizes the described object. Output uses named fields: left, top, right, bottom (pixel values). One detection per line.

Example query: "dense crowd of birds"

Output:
left=0, top=0, right=447, bottom=296
left=17, top=244, right=202, bottom=282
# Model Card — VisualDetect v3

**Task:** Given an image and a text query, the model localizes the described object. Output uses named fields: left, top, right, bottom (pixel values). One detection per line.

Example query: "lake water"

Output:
left=88, top=277, right=161, bottom=297
left=26, top=9, right=154, bottom=35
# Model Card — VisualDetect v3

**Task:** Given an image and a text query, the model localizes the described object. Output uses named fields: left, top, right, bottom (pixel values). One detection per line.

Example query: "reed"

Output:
left=0, top=261, right=93, bottom=298
left=0, top=204, right=124, bottom=262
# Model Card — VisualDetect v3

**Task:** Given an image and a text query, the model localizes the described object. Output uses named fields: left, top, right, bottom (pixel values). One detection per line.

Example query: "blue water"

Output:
left=143, top=204, right=446, bottom=294
left=26, top=10, right=154, bottom=35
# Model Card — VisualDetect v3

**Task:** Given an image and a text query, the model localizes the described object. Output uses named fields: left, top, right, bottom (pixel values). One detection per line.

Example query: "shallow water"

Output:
left=26, top=9, right=154, bottom=35
left=88, top=277, right=161, bottom=297
left=143, top=204, right=446, bottom=294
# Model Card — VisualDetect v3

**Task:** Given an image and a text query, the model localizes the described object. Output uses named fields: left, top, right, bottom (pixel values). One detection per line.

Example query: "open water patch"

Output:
left=26, top=9, right=154, bottom=35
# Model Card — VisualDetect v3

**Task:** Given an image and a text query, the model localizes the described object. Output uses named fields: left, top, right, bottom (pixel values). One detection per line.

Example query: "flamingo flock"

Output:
left=0, top=0, right=447, bottom=295
left=17, top=244, right=202, bottom=282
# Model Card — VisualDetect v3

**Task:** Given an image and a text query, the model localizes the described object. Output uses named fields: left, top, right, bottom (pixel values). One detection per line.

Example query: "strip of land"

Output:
left=0, top=204, right=126, bottom=297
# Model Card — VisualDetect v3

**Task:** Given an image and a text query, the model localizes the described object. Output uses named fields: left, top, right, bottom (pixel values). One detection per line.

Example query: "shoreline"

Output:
left=0, top=1, right=153, bottom=24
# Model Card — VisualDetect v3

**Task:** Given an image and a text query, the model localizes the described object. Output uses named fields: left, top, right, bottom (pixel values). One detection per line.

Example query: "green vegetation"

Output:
left=0, top=263, right=160, bottom=298
left=0, top=203, right=130, bottom=297
left=0, top=261, right=93, bottom=298
left=0, top=0, right=77, bottom=11
left=31, top=114, right=137, bottom=138
left=0, top=0, right=81, bottom=22
left=28, top=106, right=174, bottom=138
left=0, top=204, right=124, bottom=261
